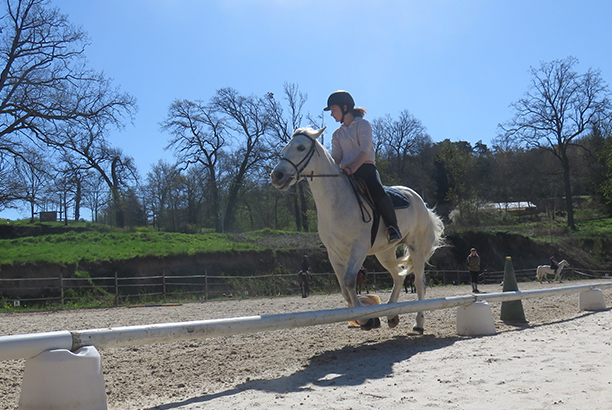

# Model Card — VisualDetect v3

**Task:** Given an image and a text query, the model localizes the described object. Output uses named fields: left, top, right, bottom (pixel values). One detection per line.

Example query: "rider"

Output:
left=324, top=90, right=402, bottom=243
left=550, top=255, right=559, bottom=273
left=301, top=254, right=311, bottom=275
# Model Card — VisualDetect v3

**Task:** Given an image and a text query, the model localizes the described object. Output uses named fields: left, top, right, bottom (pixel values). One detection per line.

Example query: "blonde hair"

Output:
left=351, top=107, right=367, bottom=117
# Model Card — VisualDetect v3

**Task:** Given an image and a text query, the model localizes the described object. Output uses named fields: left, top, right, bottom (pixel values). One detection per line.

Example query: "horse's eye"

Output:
left=297, top=145, right=306, bottom=152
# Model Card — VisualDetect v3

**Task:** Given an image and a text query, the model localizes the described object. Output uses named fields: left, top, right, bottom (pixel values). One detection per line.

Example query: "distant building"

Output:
left=488, top=201, right=536, bottom=211
left=39, top=211, right=57, bottom=222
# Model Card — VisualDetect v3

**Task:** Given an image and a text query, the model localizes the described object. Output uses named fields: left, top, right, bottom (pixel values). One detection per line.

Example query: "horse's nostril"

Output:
left=272, top=171, right=284, bottom=181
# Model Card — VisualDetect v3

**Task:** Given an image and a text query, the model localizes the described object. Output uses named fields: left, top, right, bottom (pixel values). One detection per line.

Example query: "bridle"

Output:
left=278, top=133, right=373, bottom=224
left=278, top=133, right=344, bottom=182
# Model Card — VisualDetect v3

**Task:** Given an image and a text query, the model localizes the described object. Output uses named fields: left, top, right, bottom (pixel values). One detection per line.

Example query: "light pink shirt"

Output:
left=330, top=116, right=376, bottom=165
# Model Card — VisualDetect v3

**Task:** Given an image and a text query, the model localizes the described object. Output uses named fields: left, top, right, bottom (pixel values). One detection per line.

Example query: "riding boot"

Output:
left=375, top=196, right=402, bottom=243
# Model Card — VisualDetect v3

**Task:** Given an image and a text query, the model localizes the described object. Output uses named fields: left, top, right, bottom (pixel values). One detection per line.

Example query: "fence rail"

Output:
left=1, top=267, right=610, bottom=307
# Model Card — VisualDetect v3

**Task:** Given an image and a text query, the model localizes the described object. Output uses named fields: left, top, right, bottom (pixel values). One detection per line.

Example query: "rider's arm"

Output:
left=340, top=151, right=368, bottom=174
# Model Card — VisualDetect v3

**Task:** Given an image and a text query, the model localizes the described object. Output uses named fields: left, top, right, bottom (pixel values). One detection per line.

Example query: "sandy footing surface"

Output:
left=1, top=280, right=611, bottom=409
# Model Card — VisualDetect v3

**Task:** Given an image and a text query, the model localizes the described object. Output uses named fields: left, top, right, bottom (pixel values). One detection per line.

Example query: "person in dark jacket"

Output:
left=467, top=248, right=481, bottom=293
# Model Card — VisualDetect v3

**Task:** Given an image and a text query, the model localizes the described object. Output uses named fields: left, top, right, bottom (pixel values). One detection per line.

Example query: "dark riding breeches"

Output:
left=353, top=163, right=386, bottom=201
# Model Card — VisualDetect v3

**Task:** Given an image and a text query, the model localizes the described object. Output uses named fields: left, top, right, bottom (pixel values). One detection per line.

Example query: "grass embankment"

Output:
left=0, top=223, right=320, bottom=265
left=450, top=215, right=612, bottom=268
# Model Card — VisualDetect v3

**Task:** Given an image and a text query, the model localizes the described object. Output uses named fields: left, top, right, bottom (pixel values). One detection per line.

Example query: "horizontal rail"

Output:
left=0, top=282, right=610, bottom=362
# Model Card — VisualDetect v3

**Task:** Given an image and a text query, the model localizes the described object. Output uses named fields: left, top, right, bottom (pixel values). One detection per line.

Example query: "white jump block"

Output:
left=579, top=288, right=606, bottom=311
left=19, top=346, right=107, bottom=410
left=456, top=301, right=496, bottom=336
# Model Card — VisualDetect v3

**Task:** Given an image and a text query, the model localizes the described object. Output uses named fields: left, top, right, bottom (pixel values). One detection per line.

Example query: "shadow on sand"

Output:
left=144, top=309, right=609, bottom=409
left=144, top=333, right=460, bottom=409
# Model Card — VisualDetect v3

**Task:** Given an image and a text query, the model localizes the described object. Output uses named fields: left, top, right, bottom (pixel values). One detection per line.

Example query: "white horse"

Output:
left=270, top=127, right=444, bottom=333
left=536, top=259, right=570, bottom=282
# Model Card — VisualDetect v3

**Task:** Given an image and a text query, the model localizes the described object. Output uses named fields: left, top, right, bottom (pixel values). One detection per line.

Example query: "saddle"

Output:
left=347, top=175, right=410, bottom=246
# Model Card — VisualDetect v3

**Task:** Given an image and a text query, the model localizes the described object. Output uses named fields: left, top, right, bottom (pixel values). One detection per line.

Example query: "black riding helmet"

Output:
left=323, top=90, right=355, bottom=112
left=324, top=91, right=355, bottom=123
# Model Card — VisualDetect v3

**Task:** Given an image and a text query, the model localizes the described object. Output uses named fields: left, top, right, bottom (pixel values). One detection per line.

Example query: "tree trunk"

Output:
left=292, top=189, right=301, bottom=231
left=298, top=182, right=309, bottom=232
left=561, top=154, right=576, bottom=230
left=74, top=180, right=82, bottom=221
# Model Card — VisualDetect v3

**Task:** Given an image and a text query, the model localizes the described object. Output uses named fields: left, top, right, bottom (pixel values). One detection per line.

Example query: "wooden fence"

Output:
left=1, top=267, right=609, bottom=307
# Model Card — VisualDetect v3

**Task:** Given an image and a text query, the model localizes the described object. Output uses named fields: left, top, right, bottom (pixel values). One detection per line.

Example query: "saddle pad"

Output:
left=385, top=186, right=411, bottom=209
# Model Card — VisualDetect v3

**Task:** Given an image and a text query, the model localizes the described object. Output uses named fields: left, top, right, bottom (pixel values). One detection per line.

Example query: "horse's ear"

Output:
left=314, top=126, right=327, bottom=139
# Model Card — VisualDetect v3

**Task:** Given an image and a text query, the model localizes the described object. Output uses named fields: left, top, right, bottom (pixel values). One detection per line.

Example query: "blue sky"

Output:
left=4, top=0, right=612, bottom=219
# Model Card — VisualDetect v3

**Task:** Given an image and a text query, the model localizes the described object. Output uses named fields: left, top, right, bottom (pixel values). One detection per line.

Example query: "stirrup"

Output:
left=386, top=226, right=402, bottom=243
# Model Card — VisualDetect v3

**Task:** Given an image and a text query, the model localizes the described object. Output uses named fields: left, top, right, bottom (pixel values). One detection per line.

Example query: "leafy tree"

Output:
left=599, top=134, right=612, bottom=211
left=498, top=56, right=612, bottom=229
left=433, top=140, right=474, bottom=205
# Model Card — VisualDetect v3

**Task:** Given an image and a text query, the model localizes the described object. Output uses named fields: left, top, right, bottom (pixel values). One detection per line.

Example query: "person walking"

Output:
left=324, top=90, right=401, bottom=243
left=467, top=248, right=481, bottom=293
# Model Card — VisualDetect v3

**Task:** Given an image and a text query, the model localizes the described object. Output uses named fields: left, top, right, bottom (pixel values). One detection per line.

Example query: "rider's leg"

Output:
left=375, top=195, right=402, bottom=242
left=354, top=164, right=402, bottom=243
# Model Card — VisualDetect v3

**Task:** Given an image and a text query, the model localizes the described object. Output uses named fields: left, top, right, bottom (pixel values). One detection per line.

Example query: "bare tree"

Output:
left=15, top=149, right=51, bottom=220
left=264, top=83, right=312, bottom=231
left=0, top=0, right=136, bottom=210
left=162, top=99, right=225, bottom=231
left=54, top=118, right=139, bottom=226
left=211, top=87, right=271, bottom=232
left=81, top=171, right=107, bottom=223
left=498, top=56, right=612, bottom=229
left=144, top=160, right=187, bottom=231
left=374, top=110, right=429, bottom=182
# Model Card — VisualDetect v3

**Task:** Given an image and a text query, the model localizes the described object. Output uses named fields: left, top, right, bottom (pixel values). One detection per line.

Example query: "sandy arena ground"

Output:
left=1, top=279, right=611, bottom=410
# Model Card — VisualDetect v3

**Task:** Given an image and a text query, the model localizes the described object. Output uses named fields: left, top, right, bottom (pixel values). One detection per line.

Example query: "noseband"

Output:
left=279, top=134, right=344, bottom=181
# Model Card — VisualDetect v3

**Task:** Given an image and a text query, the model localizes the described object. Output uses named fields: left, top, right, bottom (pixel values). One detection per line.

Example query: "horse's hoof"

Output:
left=388, top=316, right=400, bottom=328
left=412, top=326, right=424, bottom=335
left=360, top=317, right=381, bottom=331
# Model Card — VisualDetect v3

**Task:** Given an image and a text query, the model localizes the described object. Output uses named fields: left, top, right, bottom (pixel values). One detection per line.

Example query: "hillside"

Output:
left=0, top=219, right=610, bottom=281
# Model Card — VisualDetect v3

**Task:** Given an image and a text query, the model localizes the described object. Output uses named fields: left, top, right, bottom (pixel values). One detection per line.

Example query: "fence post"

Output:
left=205, top=270, right=208, bottom=301
left=162, top=270, right=166, bottom=299
left=114, top=271, right=119, bottom=306
left=60, top=274, right=64, bottom=308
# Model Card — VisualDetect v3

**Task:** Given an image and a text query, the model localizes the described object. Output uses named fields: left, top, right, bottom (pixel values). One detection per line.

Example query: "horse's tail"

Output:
left=396, top=206, right=444, bottom=277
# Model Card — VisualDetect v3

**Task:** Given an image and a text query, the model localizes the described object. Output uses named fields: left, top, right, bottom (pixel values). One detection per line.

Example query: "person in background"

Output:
left=550, top=255, right=559, bottom=274
left=298, top=255, right=312, bottom=298
left=467, top=248, right=481, bottom=293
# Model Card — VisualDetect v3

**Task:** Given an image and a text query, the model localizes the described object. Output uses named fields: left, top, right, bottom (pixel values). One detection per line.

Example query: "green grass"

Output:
left=0, top=229, right=268, bottom=265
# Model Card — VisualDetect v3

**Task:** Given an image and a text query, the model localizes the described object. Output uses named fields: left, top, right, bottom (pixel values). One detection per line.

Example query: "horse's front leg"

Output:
left=346, top=267, right=381, bottom=330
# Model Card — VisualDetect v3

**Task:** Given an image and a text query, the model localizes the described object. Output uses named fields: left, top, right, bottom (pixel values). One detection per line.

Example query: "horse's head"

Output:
left=270, top=126, right=326, bottom=191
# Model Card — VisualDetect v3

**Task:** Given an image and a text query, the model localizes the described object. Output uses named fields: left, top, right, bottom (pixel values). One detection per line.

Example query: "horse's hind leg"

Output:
left=411, top=257, right=427, bottom=334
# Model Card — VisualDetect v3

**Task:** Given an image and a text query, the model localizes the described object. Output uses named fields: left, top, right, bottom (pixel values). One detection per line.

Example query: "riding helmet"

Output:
left=324, top=90, right=355, bottom=111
